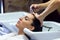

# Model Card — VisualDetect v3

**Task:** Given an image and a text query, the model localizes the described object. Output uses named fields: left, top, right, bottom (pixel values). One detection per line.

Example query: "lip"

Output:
left=17, top=20, right=21, bottom=24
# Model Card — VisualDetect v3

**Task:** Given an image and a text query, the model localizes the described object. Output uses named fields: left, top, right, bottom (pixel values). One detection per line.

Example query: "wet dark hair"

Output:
left=31, top=14, right=42, bottom=32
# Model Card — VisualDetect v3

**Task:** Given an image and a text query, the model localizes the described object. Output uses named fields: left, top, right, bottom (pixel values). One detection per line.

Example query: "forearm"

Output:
left=39, top=0, right=60, bottom=20
left=38, top=0, right=51, bottom=8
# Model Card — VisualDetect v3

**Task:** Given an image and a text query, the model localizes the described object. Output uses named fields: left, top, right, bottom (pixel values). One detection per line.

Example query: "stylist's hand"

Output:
left=30, top=4, right=44, bottom=13
left=33, top=13, right=43, bottom=26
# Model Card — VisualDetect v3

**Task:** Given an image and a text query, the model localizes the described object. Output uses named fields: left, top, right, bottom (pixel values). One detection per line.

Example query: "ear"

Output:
left=29, top=26, right=35, bottom=31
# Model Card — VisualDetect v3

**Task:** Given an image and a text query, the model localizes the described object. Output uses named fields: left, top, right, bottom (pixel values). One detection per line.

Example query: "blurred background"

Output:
left=3, top=0, right=43, bottom=13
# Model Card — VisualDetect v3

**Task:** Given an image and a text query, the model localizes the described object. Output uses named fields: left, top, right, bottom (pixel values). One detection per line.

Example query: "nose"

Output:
left=19, top=18, right=22, bottom=21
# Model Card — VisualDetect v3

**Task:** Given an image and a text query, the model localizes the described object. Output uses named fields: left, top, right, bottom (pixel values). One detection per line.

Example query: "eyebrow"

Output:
left=25, top=16, right=28, bottom=17
left=25, top=16, right=28, bottom=18
left=31, top=14, right=36, bottom=18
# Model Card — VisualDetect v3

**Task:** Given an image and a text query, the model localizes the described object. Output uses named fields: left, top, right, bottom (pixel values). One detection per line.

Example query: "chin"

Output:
left=16, top=24, right=19, bottom=27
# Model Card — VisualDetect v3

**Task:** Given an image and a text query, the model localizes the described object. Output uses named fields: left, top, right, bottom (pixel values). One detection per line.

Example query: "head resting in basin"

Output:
left=16, top=12, right=42, bottom=35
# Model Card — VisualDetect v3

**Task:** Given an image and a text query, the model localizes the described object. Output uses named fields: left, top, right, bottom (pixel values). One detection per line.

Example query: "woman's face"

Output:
left=16, top=13, right=35, bottom=30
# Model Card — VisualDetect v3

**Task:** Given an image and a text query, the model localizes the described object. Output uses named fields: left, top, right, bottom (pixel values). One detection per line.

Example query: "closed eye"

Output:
left=25, top=16, right=29, bottom=20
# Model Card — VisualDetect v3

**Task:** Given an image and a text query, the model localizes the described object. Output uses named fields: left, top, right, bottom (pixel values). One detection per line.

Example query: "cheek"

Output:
left=22, top=20, right=33, bottom=28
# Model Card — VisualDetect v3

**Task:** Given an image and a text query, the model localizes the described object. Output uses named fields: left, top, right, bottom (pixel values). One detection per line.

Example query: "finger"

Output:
left=30, top=4, right=35, bottom=9
left=30, top=5, right=34, bottom=13
left=30, top=4, right=38, bottom=13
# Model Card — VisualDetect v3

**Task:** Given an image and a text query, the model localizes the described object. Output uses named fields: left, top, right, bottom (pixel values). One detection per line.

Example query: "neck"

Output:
left=18, top=29, right=25, bottom=35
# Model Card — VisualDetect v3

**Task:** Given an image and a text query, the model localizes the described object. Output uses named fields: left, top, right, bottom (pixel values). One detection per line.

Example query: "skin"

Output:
left=16, top=13, right=35, bottom=35
left=30, top=0, right=60, bottom=26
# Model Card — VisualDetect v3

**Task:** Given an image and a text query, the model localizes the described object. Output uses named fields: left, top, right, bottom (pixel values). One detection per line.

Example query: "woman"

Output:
left=0, top=13, right=42, bottom=40
left=30, top=0, right=60, bottom=26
